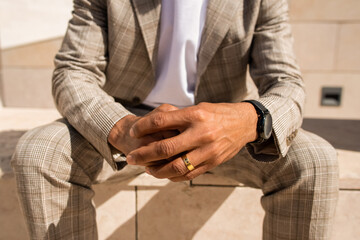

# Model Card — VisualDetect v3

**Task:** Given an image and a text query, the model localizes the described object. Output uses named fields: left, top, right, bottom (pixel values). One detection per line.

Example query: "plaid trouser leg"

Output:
left=12, top=117, right=338, bottom=240
left=214, top=129, right=339, bottom=240
left=11, top=119, right=107, bottom=239
left=260, top=130, right=339, bottom=240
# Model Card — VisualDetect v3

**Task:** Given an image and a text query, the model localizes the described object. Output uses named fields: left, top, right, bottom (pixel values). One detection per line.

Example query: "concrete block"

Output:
left=289, top=0, right=360, bottom=21
left=137, top=183, right=264, bottom=240
left=338, top=149, right=360, bottom=190
left=0, top=108, right=60, bottom=131
left=0, top=175, right=137, bottom=240
left=192, top=172, right=242, bottom=187
left=333, top=190, right=360, bottom=239
left=128, top=172, right=171, bottom=187
left=336, top=24, right=360, bottom=71
left=1, top=38, right=62, bottom=68
left=0, top=177, right=28, bottom=240
left=1, top=68, right=55, bottom=108
left=302, top=73, right=360, bottom=120
left=93, top=182, right=136, bottom=240
left=292, top=23, right=337, bottom=71
left=0, top=130, right=26, bottom=178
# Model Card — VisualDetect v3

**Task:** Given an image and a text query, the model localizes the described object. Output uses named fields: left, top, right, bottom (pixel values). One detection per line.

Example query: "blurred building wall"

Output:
left=289, top=0, right=360, bottom=120
left=0, top=0, right=72, bottom=108
left=0, top=0, right=359, bottom=119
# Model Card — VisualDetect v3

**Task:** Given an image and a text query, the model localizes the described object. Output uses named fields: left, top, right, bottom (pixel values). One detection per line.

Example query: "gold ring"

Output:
left=181, top=154, right=195, bottom=171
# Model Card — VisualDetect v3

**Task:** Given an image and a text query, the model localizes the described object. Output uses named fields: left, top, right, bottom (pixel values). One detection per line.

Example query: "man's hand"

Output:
left=108, top=104, right=179, bottom=156
left=126, top=102, right=258, bottom=182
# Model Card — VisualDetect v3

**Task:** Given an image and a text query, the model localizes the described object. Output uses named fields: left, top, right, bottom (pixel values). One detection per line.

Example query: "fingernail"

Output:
left=129, top=128, right=135, bottom=137
left=126, top=154, right=135, bottom=165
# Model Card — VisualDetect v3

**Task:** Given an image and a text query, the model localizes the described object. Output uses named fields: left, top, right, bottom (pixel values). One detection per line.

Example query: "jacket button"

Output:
left=286, top=138, right=291, bottom=146
left=133, top=96, right=141, bottom=104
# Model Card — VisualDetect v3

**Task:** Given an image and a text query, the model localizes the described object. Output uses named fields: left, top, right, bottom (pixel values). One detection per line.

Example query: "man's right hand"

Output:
left=108, top=104, right=179, bottom=156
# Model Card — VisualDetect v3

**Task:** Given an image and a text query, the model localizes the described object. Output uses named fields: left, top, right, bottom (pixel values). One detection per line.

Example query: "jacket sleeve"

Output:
left=52, top=0, right=131, bottom=170
left=247, top=0, right=305, bottom=161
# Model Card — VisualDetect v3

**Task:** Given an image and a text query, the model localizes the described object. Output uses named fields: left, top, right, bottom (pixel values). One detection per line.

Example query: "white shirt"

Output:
left=143, top=0, right=208, bottom=108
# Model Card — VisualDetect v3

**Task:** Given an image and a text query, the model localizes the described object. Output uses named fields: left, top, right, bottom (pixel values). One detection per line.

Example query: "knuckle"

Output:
left=158, top=104, right=170, bottom=112
left=171, top=161, right=188, bottom=176
left=151, top=113, right=165, bottom=128
left=204, top=128, right=217, bottom=142
left=155, top=140, right=175, bottom=157
left=191, top=108, right=207, bottom=121
left=197, top=102, right=208, bottom=108
left=168, top=105, right=179, bottom=111
left=159, top=104, right=178, bottom=112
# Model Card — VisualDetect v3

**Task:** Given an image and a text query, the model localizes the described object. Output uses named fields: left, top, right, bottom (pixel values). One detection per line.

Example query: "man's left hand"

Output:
left=126, top=102, right=258, bottom=182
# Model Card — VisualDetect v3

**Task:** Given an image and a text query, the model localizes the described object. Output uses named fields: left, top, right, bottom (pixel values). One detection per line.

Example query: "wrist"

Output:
left=108, top=114, right=138, bottom=147
left=240, top=102, right=259, bottom=143
left=242, top=100, right=273, bottom=144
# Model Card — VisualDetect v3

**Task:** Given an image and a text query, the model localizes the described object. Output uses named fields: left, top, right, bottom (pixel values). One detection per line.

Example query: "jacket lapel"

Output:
left=131, top=0, right=161, bottom=73
left=197, top=0, right=243, bottom=78
left=131, top=0, right=242, bottom=81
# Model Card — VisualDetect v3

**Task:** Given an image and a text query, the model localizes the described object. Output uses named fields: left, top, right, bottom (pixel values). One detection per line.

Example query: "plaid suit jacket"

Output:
left=52, top=0, right=305, bottom=170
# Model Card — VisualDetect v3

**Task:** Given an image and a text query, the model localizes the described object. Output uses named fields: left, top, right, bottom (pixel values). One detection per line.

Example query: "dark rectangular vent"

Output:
left=321, top=87, right=342, bottom=106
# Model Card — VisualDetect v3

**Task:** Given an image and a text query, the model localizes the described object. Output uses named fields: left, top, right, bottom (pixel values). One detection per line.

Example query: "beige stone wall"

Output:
left=0, top=38, right=62, bottom=108
left=288, top=0, right=360, bottom=119
left=0, top=0, right=71, bottom=108
left=0, top=0, right=359, bottom=119
left=0, top=0, right=72, bottom=48
left=0, top=47, right=3, bottom=109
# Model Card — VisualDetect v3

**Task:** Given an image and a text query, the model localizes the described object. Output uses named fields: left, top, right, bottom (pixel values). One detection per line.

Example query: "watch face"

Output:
left=243, top=100, right=272, bottom=142
left=263, top=114, right=273, bottom=139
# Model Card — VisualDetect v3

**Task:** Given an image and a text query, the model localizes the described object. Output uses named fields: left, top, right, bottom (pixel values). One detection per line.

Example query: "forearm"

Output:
left=52, top=0, right=132, bottom=169
left=52, top=68, right=132, bottom=169
left=249, top=0, right=305, bottom=158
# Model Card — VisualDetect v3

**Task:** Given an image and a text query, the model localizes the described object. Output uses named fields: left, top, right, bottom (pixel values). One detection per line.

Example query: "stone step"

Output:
left=1, top=108, right=359, bottom=239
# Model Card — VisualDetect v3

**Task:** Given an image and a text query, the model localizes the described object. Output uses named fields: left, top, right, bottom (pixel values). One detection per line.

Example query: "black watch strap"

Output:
left=242, top=100, right=273, bottom=143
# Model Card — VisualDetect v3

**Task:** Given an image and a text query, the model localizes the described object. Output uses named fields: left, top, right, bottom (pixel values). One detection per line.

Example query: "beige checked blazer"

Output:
left=52, top=0, right=304, bottom=170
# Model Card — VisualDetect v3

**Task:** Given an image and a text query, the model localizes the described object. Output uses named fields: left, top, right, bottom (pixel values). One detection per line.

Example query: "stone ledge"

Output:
left=288, top=0, right=360, bottom=22
left=3, top=174, right=360, bottom=240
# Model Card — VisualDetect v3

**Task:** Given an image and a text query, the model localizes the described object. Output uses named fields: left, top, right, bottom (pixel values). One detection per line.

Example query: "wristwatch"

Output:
left=243, top=100, right=273, bottom=144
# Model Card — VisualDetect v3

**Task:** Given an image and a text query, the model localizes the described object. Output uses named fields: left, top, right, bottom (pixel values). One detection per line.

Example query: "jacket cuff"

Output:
left=245, top=96, right=300, bottom=162
left=94, top=102, right=133, bottom=170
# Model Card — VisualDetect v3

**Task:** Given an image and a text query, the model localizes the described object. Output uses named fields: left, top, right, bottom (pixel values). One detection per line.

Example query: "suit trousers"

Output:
left=11, top=108, right=339, bottom=240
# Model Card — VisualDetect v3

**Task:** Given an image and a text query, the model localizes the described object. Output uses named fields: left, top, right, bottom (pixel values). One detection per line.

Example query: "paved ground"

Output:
left=1, top=108, right=359, bottom=239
